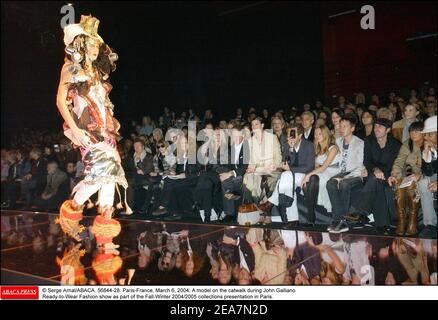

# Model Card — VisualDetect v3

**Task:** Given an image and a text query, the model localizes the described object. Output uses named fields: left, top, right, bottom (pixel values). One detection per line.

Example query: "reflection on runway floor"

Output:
left=1, top=211, right=437, bottom=285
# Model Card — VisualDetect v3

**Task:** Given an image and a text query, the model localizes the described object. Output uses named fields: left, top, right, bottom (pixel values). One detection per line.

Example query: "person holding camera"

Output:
left=259, top=124, right=315, bottom=228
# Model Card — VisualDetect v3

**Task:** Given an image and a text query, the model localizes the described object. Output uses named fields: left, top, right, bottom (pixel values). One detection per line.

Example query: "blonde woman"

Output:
left=301, top=125, right=340, bottom=224
left=193, top=128, right=227, bottom=222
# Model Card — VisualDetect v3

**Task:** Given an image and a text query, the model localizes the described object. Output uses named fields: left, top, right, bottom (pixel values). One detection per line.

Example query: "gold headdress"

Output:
left=79, top=15, right=101, bottom=39
left=63, top=14, right=104, bottom=47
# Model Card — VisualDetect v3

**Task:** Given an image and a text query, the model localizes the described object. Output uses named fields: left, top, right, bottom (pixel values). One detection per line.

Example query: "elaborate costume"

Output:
left=56, top=15, right=131, bottom=247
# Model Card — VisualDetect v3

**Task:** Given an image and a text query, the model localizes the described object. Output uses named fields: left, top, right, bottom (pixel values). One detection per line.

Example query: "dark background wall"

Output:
left=1, top=1, right=323, bottom=143
left=321, top=1, right=437, bottom=99
left=2, top=1, right=436, bottom=146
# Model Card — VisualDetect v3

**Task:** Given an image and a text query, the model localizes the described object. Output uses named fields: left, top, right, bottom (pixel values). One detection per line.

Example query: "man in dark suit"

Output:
left=223, top=227, right=256, bottom=284
left=35, top=161, right=69, bottom=210
left=301, top=111, right=315, bottom=142
left=260, top=124, right=315, bottom=228
left=162, top=136, right=200, bottom=218
left=132, top=139, right=154, bottom=213
left=21, top=147, right=48, bottom=208
left=217, top=127, right=250, bottom=220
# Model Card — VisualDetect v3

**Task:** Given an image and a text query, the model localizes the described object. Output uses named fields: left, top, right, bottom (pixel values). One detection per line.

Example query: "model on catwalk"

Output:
left=56, top=15, right=131, bottom=249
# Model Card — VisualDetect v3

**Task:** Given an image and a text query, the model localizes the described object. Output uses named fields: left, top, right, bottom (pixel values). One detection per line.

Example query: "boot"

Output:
left=92, top=206, right=121, bottom=247
left=394, top=181, right=406, bottom=235
left=405, top=187, right=419, bottom=236
left=56, top=200, right=85, bottom=242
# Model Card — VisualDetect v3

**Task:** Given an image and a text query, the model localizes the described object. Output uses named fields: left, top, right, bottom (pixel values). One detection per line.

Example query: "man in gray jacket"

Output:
left=35, top=161, right=68, bottom=210
left=327, top=114, right=364, bottom=233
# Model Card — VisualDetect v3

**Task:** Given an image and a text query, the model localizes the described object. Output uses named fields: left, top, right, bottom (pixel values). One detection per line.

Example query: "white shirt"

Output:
left=233, top=141, right=244, bottom=165
left=289, top=140, right=302, bottom=153
left=134, top=150, right=147, bottom=166
left=236, top=237, right=250, bottom=273
left=423, top=147, right=437, bottom=163
left=304, top=128, right=312, bottom=140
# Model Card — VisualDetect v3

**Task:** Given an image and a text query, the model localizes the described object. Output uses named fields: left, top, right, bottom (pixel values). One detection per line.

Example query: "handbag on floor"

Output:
left=237, top=192, right=262, bottom=226
left=237, top=203, right=261, bottom=226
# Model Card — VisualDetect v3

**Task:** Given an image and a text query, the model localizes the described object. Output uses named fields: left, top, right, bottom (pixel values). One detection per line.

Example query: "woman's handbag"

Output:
left=237, top=203, right=262, bottom=226
left=237, top=191, right=262, bottom=226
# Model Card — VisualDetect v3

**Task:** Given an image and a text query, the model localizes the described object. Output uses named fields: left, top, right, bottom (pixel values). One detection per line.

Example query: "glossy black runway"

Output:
left=1, top=210, right=436, bottom=285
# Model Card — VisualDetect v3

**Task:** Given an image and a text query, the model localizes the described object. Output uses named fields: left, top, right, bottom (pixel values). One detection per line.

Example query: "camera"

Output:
left=290, top=129, right=297, bottom=139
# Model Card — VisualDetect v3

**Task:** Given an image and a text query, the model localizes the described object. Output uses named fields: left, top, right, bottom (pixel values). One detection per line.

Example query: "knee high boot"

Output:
left=92, top=206, right=121, bottom=248
left=56, top=200, right=85, bottom=242
left=395, top=181, right=406, bottom=236
left=405, top=183, right=419, bottom=236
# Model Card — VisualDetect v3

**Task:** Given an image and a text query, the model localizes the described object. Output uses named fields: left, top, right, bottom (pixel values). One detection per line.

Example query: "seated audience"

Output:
left=418, top=116, right=437, bottom=238
left=326, top=114, right=364, bottom=233
left=271, top=116, right=286, bottom=143
left=301, top=125, right=340, bottom=224
left=388, top=121, right=424, bottom=235
left=2, top=85, right=437, bottom=240
left=35, top=161, right=68, bottom=210
left=301, top=111, right=315, bottom=141
left=330, top=109, right=344, bottom=139
left=193, top=129, right=226, bottom=222
left=216, top=126, right=250, bottom=220
left=162, top=136, right=200, bottom=218
left=392, top=104, right=420, bottom=143
left=21, top=148, right=48, bottom=208
left=376, top=107, right=395, bottom=122
left=65, top=161, right=78, bottom=192
left=352, top=118, right=401, bottom=235
left=243, top=118, right=282, bottom=203
left=151, top=128, right=164, bottom=155
left=355, top=110, right=375, bottom=140
left=2, top=150, right=31, bottom=208
left=132, top=139, right=154, bottom=214
left=260, top=124, right=315, bottom=228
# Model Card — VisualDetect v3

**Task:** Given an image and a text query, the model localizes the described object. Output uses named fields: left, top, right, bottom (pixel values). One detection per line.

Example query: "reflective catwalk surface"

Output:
left=1, top=211, right=437, bottom=285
